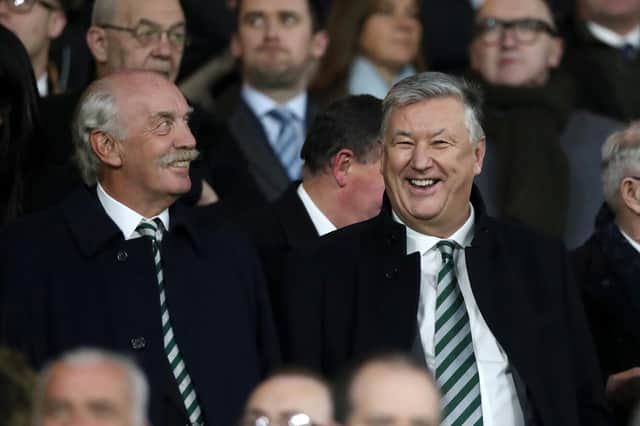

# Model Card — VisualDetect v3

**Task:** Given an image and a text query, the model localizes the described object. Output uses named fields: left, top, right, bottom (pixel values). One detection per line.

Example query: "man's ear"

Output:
left=620, top=177, right=640, bottom=215
left=47, top=10, right=67, bottom=40
left=310, top=30, right=329, bottom=59
left=331, top=148, right=354, bottom=187
left=87, top=26, right=108, bottom=63
left=548, top=37, right=564, bottom=68
left=230, top=33, right=243, bottom=58
left=90, top=130, right=122, bottom=168
left=473, top=137, right=486, bottom=175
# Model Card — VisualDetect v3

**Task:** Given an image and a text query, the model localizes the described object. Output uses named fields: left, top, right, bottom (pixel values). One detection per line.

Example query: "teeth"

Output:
left=170, top=161, right=189, bottom=168
left=410, top=179, right=436, bottom=187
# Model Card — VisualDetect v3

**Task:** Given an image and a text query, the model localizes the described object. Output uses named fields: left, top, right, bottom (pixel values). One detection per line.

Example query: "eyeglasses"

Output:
left=473, top=17, right=558, bottom=45
left=98, top=19, right=189, bottom=49
left=240, top=413, right=319, bottom=426
left=1, top=0, right=60, bottom=13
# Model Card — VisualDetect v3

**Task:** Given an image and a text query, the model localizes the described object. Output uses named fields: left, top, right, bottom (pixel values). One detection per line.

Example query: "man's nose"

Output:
left=411, top=144, right=434, bottom=170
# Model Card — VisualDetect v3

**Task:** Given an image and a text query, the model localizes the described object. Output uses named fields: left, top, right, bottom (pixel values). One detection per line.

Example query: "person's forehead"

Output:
left=248, top=376, right=331, bottom=414
left=388, top=97, right=467, bottom=133
left=239, top=0, right=312, bottom=16
left=477, top=0, right=553, bottom=23
left=46, top=361, right=129, bottom=399
left=115, top=0, right=185, bottom=25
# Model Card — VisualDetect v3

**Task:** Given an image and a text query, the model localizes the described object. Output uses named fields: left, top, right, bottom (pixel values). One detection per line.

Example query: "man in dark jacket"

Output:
left=280, top=71, right=611, bottom=426
left=0, top=71, right=279, bottom=426
left=572, top=121, right=640, bottom=425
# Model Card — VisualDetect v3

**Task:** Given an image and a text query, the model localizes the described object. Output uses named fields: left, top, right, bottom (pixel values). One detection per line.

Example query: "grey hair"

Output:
left=601, top=121, right=640, bottom=212
left=73, top=79, right=126, bottom=186
left=32, top=348, right=149, bottom=426
left=91, top=0, right=117, bottom=24
left=381, top=71, right=485, bottom=144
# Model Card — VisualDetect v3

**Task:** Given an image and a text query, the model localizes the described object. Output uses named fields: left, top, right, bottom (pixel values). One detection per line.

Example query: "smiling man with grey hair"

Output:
left=32, top=348, right=150, bottom=426
left=0, top=70, right=279, bottom=426
left=280, top=71, right=610, bottom=426
left=572, top=122, right=640, bottom=425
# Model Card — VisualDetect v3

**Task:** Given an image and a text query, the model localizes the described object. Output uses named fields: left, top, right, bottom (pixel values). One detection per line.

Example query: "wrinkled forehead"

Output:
left=238, top=0, right=312, bottom=18
left=113, top=0, right=185, bottom=26
left=476, top=0, right=554, bottom=24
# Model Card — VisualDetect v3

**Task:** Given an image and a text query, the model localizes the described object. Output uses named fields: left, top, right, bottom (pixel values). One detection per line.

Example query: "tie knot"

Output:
left=436, top=240, right=459, bottom=262
left=267, top=108, right=295, bottom=125
left=136, top=218, right=164, bottom=242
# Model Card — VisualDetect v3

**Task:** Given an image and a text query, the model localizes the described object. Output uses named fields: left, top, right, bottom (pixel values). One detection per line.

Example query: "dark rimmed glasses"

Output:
left=473, top=17, right=559, bottom=45
left=1, top=0, right=60, bottom=13
left=240, top=413, right=320, bottom=426
left=98, top=19, right=189, bottom=49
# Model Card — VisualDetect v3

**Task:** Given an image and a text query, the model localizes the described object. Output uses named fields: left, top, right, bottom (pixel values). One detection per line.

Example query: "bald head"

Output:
left=470, top=0, right=563, bottom=87
left=338, top=355, right=440, bottom=426
left=242, top=372, right=335, bottom=426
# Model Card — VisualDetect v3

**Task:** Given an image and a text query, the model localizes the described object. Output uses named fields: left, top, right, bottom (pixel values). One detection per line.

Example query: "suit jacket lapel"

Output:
left=273, top=183, right=319, bottom=247
left=230, top=100, right=290, bottom=200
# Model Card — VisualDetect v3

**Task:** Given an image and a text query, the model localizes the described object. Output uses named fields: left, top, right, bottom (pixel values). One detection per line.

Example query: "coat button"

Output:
left=130, top=337, right=146, bottom=350
left=117, top=250, right=128, bottom=262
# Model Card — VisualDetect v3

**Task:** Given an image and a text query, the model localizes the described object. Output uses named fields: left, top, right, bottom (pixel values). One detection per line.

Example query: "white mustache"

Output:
left=159, top=149, right=199, bottom=167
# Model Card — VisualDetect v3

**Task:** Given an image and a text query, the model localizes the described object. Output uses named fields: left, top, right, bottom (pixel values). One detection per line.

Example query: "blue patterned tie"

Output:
left=267, top=108, right=303, bottom=180
left=137, top=218, right=204, bottom=426
left=435, top=240, right=483, bottom=426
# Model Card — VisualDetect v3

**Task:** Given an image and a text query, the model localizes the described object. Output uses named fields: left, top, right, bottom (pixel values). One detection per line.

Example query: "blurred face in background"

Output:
left=358, top=0, right=422, bottom=79
left=469, top=0, right=563, bottom=87
left=578, top=0, right=640, bottom=33
left=232, top=0, right=328, bottom=92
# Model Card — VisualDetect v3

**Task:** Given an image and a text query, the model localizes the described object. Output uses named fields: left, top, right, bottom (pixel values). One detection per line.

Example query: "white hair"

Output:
left=381, top=71, right=485, bottom=144
left=73, top=79, right=127, bottom=186
left=601, top=121, right=640, bottom=212
left=32, top=348, right=149, bottom=426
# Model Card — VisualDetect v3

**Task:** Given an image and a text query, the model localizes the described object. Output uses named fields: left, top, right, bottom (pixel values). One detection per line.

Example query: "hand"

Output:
left=197, top=180, right=219, bottom=206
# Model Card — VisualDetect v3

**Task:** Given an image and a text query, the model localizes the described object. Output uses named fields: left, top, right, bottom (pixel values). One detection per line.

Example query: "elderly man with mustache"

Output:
left=0, top=70, right=280, bottom=426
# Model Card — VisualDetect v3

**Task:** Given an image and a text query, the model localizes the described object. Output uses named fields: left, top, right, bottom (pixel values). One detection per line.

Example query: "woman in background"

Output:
left=0, top=25, right=42, bottom=225
left=312, top=0, right=424, bottom=102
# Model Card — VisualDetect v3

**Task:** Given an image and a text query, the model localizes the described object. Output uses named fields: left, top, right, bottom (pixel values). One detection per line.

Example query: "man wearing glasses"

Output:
left=32, top=0, right=264, bottom=214
left=468, top=0, right=621, bottom=249
left=572, top=122, right=640, bottom=425
left=0, top=0, right=67, bottom=96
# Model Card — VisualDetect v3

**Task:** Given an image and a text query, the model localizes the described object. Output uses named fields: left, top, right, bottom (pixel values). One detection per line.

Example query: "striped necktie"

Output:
left=267, top=108, right=303, bottom=180
left=434, top=240, right=483, bottom=426
left=137, top=218, right=204, bottom=426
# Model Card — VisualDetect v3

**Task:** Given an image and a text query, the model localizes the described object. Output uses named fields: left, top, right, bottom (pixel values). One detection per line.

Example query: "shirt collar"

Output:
left=619, top=227, right=640, bottom=254
left=586, top=21, right=640, bottom=48
left=297, top=183, right=337, bottom=236
left=395, top=203, right=476, bottom=256
left=97, top=183, right=170, bottom=240
left=241, top=83, right=307, bottom=121
left=348, top=55, right=416, bottom=99
left=36, top=72, right=48, bottom=97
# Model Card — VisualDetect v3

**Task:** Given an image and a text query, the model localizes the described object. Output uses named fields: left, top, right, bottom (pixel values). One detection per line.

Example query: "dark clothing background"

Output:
left=572, top=205, right=640, bottom=425
left=0, top=185, right=279, bottom=426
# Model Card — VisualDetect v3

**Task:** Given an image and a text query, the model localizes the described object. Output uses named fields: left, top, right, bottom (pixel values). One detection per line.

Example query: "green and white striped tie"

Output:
left=434, top=240, right=483, bottom=426
left=137, top=219, right=203, bottom=426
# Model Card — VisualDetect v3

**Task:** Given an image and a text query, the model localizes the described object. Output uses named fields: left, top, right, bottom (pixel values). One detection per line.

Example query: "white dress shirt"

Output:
left=37, top=73, right=48, bottom=97
left=297, top=183, right=336, bottom=236
left=395, top=205, right=524, bottom=426
left=620, top=228, right=640, bottom=254
left=347, top=55, right=416, bottom=100
left=97, top=183, right=169, bottom=240
left=587, top=21, right=640, bottom=49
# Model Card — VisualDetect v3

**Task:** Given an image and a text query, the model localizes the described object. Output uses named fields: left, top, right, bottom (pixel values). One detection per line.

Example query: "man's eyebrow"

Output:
left=392, top=130, right=413, bottom=138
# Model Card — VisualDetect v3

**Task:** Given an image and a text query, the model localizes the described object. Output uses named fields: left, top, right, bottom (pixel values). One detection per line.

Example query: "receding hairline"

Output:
left=476, top=0, right=556, bottom=27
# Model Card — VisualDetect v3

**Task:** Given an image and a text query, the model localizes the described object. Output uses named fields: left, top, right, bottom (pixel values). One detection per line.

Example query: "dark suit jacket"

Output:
left=226, top=94, right=316, bottom=202
left=571, top=208, right=640, bottom=424
left=31, top=89, right=264, bottom=213
left=280, top=189, right=610, bottom=426
left=0, top=186, right=279, bottom=426
left=242, top=182, right=319, bottom=334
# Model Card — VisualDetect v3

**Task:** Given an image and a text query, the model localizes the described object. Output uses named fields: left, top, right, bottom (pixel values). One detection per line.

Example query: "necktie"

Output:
left=267, top=108, right=303, bottom=180
left=434, top=240, right=483, bottom=426
left=620, top=43, right=637, bottom=61
left=137, top=219, right=203, bottom=426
